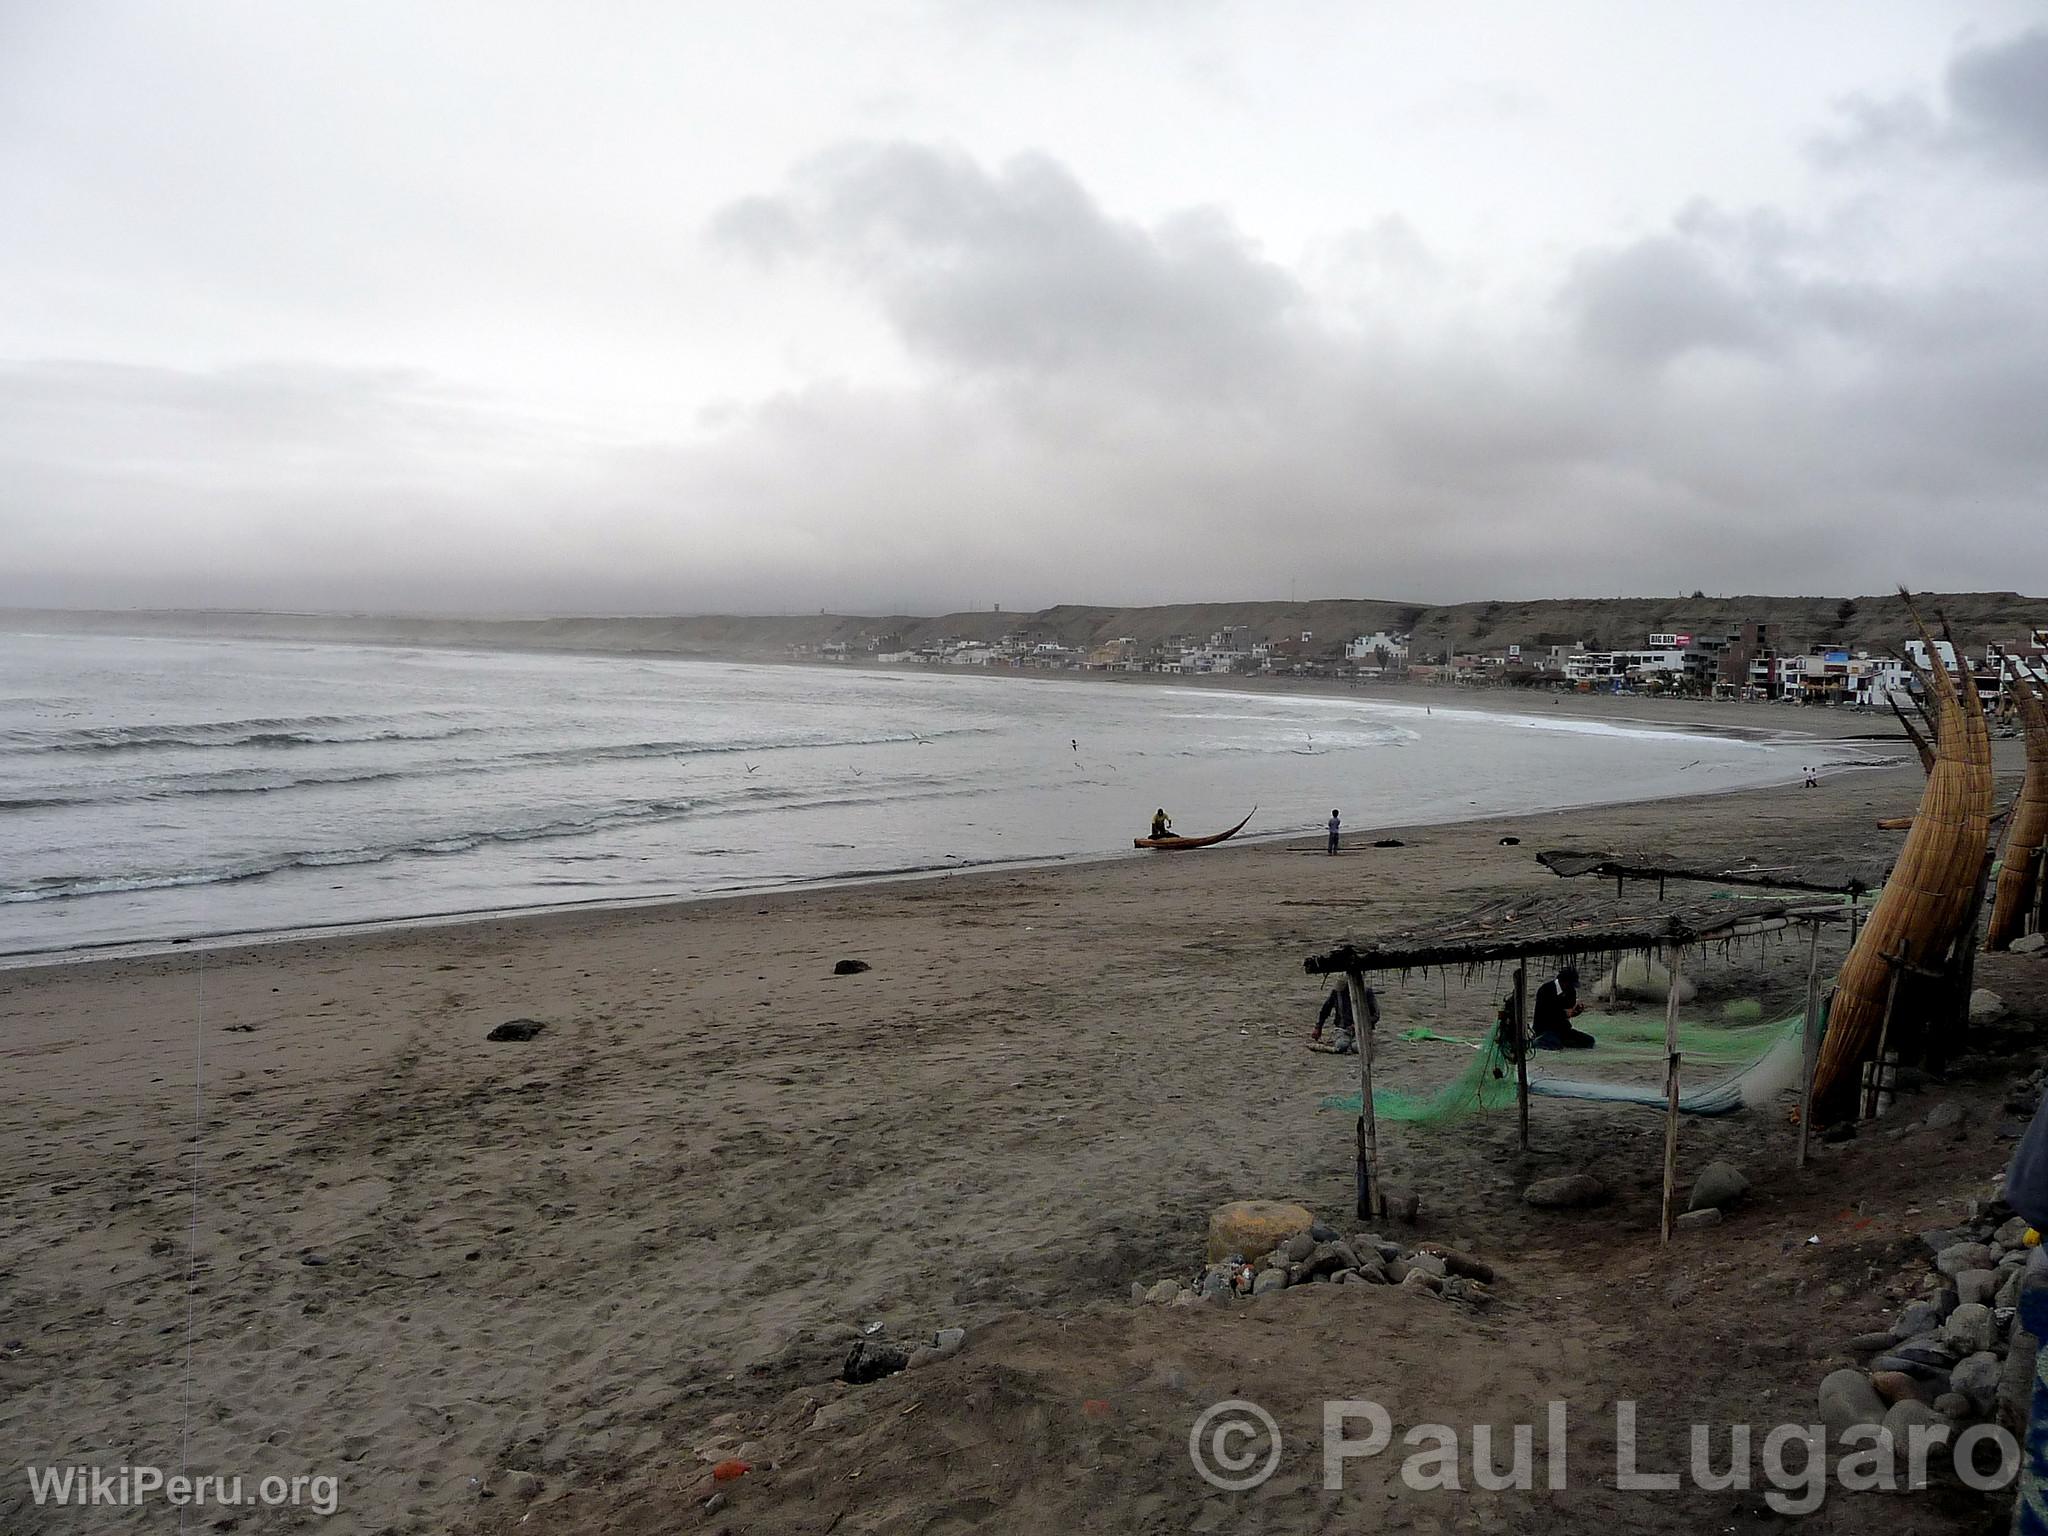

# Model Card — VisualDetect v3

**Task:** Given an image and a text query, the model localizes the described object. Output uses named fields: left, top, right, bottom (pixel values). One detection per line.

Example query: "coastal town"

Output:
left=803, top=617, right=2048, bottom=709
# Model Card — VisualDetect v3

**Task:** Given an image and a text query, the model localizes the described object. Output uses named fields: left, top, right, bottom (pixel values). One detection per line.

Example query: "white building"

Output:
left=1345, top=630, right=1411, bottom=666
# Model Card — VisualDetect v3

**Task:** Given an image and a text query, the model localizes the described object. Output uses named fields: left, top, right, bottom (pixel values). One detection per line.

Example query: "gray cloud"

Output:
left=715, top=143, right=1304, bottom=397
left=1816, top=25, right=2048, bottom=174
left=1950, top=25, right=2048, bottom=171
left=6, top=13, right=2047, bottom=615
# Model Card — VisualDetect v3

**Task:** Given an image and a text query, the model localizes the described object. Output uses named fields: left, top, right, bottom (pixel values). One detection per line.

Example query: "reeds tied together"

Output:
left=1812, top=596, right=1995, bottom=1107
left=1986, top=665, right=2048, bottom=950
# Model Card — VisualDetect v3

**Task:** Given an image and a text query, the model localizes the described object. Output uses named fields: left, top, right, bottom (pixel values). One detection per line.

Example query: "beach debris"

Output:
left=1138, top=1221, right=1494, bottom=1310
left=832, top=959, right=871, bottom=976
left=842, top=1339, right=909, bottom=1384
left=1523, top=1173, right=1608, bottom=1209
left=1372, top=838, right=1405, bottom=848
left=486, top=1018, right=546, bottom=1042
left=1498, top=836, right=1520, bottom=846
left=1687, top=1159, right=1749, bottom=1212
left=1205, top=1200, right=1315, bottom=1263
left=710, top=1458, right=751, bottom=1482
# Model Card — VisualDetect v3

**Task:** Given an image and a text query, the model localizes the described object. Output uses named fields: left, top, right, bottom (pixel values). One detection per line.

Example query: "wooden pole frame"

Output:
left=1796, top=919, right=1823, bottom=1169
left=1346, top=970, right=1385, bottom=1223
left=1660, top=943, right=1685, bottom=1244
left=1513, top=964, right=1531, bottom=1153
left=1865, top=953, right=1905, bottom=1120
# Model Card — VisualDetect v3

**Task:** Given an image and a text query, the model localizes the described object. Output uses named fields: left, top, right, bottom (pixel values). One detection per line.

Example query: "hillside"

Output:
left=6, top=590, right=2043, bottom=662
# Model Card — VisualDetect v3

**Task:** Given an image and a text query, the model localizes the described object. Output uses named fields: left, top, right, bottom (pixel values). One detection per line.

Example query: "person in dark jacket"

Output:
left=2005, top=1091, right=2048, bottom=1232
left=1312, top=983, right=1356, bottom=1053
left=1530, top=964, right=1597, bottom=1050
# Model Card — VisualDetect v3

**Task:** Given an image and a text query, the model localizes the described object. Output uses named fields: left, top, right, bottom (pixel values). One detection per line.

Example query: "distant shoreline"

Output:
left=1, top=605, right=1910, bottom=741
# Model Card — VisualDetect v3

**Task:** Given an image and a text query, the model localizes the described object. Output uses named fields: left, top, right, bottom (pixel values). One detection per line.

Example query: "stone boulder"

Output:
left=1968, top=988, right=2006, bottom=1022
left=842, top=1340, right=909, bottom=1384
left=1817, top=1369, right=1885, bottom=1437
left=1206, top=1202, right=1315, bottom=1264
left=1524, top=1174, right=1608, bottom=1209
left=1949, top=1351, right=2001, bottom=1411
left=1687, top=1160, right=1749, bottom=1213
left=2010, top=932, right=2045, bottom=955
left=1885, top=1398, right=1948, bottom=1447
left=1956, top=1269, right=2001, bottom=1307
left=1943, top=1303, right=1996, bottom=1355
left=1937, top=1242, right=1993, bottom=1278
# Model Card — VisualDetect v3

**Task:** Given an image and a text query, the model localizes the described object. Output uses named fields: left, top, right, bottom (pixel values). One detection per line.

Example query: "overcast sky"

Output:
left=2, top=1, right=2044, bottom=614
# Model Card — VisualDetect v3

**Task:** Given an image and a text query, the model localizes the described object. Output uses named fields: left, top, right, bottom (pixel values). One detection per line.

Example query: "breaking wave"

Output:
left=0, top=715, right=482, bottom=754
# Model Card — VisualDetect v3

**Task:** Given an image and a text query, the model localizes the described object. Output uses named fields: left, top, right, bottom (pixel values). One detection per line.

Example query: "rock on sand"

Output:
left=1524, top=1174, right=1607, bottom=1209
left=1687, top=1160, right=1748, bottom=1212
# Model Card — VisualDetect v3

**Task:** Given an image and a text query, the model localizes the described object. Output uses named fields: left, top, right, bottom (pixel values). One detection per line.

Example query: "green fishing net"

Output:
left=1323, top=1010, right=1807, bottom=1125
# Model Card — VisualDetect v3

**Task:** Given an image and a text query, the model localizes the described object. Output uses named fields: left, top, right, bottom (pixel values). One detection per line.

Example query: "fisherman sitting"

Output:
left=1310, top=981, right=1376, bottom=1054
left=1530, top=964, right=1597, bottom=1050
left=1149, top=808, right=1173, bottom=840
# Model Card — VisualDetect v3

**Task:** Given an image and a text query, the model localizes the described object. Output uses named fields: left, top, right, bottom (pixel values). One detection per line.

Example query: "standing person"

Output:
left=1327, top=809, right=1342, bottom=854
left=1804, top=766, right=1819, bottom=788
left=1530, top=964, right=1597, bottom=1050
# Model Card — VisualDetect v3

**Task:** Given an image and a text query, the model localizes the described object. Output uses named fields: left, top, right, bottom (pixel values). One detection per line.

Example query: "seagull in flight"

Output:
left=743, top=762, right=759, bottom=775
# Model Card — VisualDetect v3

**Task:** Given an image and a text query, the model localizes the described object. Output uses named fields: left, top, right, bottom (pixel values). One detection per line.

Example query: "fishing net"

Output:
left=1322, top=1010, right=1809, bottom=1125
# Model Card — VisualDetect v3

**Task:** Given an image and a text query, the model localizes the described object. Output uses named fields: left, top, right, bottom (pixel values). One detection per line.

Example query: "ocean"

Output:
left=0, top=630, right=1828, bottom=958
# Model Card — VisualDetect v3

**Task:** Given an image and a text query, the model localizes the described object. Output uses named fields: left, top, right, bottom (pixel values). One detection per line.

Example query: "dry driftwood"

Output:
left=1986, top=667, right=2048, bottom=950
left=1812, top=597, right=1994, bottom=1108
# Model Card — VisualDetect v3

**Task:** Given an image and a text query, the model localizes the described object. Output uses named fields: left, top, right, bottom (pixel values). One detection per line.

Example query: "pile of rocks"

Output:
left=1825, top=1214, right=2040, bottom=1439
left=1133, top=1204, right=1497, bottom=1309
left=840, top=1325, right=967, bottom=1385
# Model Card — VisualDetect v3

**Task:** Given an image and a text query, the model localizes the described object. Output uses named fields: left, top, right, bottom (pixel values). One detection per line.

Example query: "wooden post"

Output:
left=1346, top=970, right=1385, bottom=1222
left=1796, top=920, right=1823, bottom=1169
left=1865, top=953, right=1905, bottom=1120
left=1950, top=839, right=1995, bottom=1032
left=1848, top=891, right=1862, bottom=948
left=1660, top=944, right=1685, bottom=1244
left=1513, top=964, right=1531, bottom=1153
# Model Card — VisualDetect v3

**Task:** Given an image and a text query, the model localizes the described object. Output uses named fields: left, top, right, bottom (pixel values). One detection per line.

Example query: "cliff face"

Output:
left=5, top=591, right=2042, bottom=661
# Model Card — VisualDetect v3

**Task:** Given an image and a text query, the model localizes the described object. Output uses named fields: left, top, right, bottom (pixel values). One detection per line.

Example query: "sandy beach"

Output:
left=5, top=734, right=2044, bottom=1534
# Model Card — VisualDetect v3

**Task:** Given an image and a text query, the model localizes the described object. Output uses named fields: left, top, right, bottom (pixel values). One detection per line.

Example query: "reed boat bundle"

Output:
left=1985, top=666, right=2048, bottom=950
left=1890, top=697, right=1936, bottom=774
left=1812, top=603, right=1995, bottom=1107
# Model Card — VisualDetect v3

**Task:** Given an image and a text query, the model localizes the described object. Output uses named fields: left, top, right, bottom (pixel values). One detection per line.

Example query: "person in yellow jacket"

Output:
left=1149, top=808, right=1172, bottom=840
